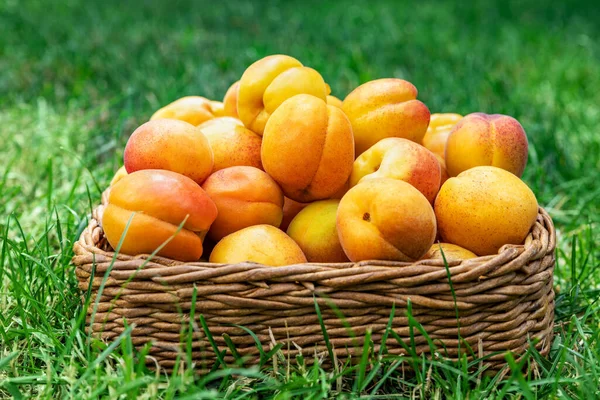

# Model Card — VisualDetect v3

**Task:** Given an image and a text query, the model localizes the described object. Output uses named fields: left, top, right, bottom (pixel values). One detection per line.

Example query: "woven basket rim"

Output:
left=72, top=202, right=556, bottom=287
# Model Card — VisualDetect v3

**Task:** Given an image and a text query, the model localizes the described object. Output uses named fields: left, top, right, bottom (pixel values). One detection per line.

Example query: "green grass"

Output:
left=1, top=0, right=599, bottom=397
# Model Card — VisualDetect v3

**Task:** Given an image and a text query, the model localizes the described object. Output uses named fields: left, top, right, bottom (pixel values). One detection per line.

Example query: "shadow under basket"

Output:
left=72, top=204, right=556, bottom=375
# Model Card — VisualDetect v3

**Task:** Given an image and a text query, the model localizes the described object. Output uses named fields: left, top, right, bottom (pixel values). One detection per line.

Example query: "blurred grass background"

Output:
left=1, top=0, right=599, bottom=397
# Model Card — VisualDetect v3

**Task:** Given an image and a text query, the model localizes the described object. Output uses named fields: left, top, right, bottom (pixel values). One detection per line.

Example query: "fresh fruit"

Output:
left=237, top=55, right=329, bottom=135
left=102, top=170, right=218, bottom=261
left=198, top=117, right=262, bottom=172
left=262, top=94, right=354, bottom=202
left=209, top=225, right=307, bottom=266
left=350, top=138, right=441, bottom=204
left=434, top=154, right=450, bottom=186
left=150, top=96, right=221, bottom=126
left=422, top=113, right=462, bottom=159
left=342, top=78, right=431, bottom=156
left=124, top=119, right=214, bottom=184
left=104, top=54, right=544, bottom=266
left=280, top=197, right=308, bottom=231
left=326, top=95, right=343, bottom=108
left=110, top=166, right=128, bottom=186
left=208, top=101, right=227, bottom=117
left=337, top=178, right=437, bottom=262
left=287, top=200, right=349, bottom=263
left=330, top=179, right=350, bottom=199
left=199, top=116, right=244, bottom=129
left=198, top=116, right=243, bottom=129
left=445, top=113, right=528, bottom=177
left=222, top=81, right=240, bottom=118
left=434, top=166, right=538, bottom=255
left=423, top=243, right=477, bottom=261
left=202, top=166, right=284, bottom=241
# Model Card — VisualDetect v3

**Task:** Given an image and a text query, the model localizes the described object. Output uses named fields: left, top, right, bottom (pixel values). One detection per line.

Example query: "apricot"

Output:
left=287, top=200, right=349, bottom=263
left=222, top=81, right=240, bottom=118
left=326, top=95, right=343, bottom=108
left=434, top=166, right=538, bottom=256
left=422, top=113, right=462, bottom=159
left=262, top=94, right=354, bottom=202
left=350, top=138, right=441, bottom=204
left=198, top=116, right=243, bottom=129
left=102, top=170, right=218, bottom=261
left=150, top=96, right=221, bottom=126
left=202, top=166, right=284, bottom=241
left=110, top=166, right=128, bottom=186
left=342, top=78, right=431, bottom=156
left=445, top=113, right=528, bottom=177
left=208, top=101, right=227, bottom=117
left=330, top=179, right=350, bottom=200
left=238, top=55, right=329, bottom=135
left=124, top=119, right=214, bottom=184
left=209, top=225, right=307, bottom=266
left=280, top=197, right=308, bottom=232
left=423, top=243, right=477, bottom=261
left=337, top=178, right=437, bottom=262
left=434, top=154, right=450, bottom=186
left=198, top=117, right=262, bottom=172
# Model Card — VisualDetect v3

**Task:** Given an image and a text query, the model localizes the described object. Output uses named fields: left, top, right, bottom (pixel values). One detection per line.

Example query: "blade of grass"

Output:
left=314, top=295, right=335, bottom=365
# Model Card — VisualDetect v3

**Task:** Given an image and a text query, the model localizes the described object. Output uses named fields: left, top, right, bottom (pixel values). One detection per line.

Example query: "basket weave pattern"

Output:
left=73, top=202, right=556, bottom=373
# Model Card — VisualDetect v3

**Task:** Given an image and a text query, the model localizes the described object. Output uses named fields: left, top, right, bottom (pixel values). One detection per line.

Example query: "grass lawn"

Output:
left=1, top=0, right=599, bottom=397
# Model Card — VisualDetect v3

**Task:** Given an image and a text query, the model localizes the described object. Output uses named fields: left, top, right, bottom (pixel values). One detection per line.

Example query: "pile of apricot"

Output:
left=104, top=55, right=538, bottom=266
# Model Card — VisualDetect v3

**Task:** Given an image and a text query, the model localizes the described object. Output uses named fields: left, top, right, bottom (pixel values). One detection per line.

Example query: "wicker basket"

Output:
left=72, top=199, right=556, bottom=374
